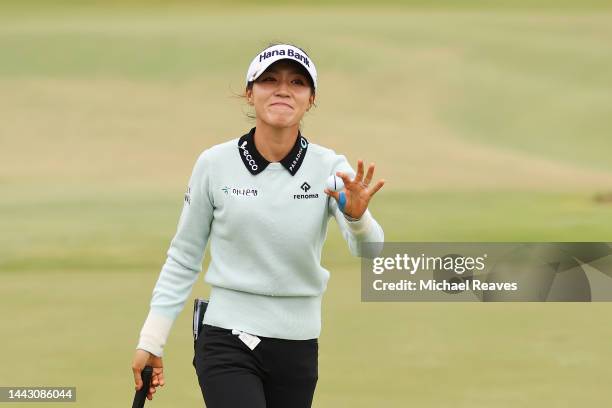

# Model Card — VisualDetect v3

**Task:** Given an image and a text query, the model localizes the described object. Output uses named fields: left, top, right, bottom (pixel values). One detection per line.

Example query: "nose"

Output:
left=274, top=78, right=291, bottom=97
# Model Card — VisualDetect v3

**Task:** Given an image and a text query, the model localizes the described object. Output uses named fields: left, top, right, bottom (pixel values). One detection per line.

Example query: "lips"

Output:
left=270, top=102, right=293, bottom=109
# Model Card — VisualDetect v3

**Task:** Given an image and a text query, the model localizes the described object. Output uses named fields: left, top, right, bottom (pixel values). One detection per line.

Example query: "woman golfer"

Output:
left=132, top=43, right=385, bottom=407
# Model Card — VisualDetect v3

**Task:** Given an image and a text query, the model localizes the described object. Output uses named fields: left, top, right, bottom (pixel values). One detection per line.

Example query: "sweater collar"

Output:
left=237, top=127, right=309, bottom=176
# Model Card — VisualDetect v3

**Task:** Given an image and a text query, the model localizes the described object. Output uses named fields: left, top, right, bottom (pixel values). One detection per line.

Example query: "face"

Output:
left=246, top=60, right=315, bottom=129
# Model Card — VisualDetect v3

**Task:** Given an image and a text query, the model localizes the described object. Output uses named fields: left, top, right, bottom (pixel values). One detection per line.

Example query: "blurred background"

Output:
left=1, top=0, right=612, bottom=406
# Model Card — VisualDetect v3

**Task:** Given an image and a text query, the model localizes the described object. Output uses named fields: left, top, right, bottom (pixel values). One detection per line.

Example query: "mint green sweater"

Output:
left=137, top=129, right=384, bottom=356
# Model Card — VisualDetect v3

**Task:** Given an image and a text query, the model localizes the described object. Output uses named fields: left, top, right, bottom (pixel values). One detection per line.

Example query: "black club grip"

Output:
left=132, top=365, right=153, bottom=408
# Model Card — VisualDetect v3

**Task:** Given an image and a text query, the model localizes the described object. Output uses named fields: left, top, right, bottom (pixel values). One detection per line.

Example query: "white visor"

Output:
left=245, top=44, right=317, bottom=90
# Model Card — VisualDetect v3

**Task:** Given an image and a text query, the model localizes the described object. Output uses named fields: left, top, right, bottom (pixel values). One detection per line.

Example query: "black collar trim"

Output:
left=237, top=127, right=309, bottom=176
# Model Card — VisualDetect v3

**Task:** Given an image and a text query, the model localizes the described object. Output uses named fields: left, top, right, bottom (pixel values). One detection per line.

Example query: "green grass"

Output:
left=2, top=9, right=612, bottom=184
left=1, top=3, right=612, bottom=407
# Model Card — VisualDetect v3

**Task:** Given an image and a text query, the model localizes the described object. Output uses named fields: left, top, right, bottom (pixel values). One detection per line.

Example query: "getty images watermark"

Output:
left=360, top=243, right=612, bottom=301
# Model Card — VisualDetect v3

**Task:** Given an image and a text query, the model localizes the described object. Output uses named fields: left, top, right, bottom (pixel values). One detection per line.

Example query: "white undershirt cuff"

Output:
left=136, top=309, right=175, bottom=357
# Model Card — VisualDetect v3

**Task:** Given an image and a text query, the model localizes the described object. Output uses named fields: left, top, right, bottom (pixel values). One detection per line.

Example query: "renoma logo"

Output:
left=223, top=186, right=258, bottom=197
left=294, top=181, right=318, bottom=199
left=239, top=141, right=258, bottom=171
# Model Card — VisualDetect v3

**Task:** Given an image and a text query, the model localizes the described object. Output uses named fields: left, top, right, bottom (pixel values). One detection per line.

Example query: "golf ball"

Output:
left=326, top=175, right=344, bottom=192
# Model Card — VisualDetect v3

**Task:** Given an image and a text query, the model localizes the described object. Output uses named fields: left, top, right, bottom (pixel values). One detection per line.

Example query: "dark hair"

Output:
left=240, top=42, right=317, bottom=121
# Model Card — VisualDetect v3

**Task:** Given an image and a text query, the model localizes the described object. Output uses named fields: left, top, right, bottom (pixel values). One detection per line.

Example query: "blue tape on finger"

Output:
left=338, top=192, right=346, bottom=212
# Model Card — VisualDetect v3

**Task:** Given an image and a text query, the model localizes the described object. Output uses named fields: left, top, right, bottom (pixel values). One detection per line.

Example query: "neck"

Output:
left=253, top=120, right=299, bottom=162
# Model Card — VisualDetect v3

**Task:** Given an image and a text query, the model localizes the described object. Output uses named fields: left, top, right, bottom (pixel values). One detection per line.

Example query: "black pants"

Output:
left=193, top=324, right=319, bottom=408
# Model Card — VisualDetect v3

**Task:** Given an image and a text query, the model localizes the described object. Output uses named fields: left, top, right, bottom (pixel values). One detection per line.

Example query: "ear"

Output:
left=246, top=88, right=253, bottom=105
left=308, top=94, right=315, bottom=110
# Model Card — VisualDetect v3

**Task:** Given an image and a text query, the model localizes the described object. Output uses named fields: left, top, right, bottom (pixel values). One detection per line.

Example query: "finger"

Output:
left=354, top=159, right=364, bottom=183
left=324, top=188, right=339, bottom=200
left=363, top=163, right=375, bottom=186
left=152, top=367, right=164, bottom=385
left=335, top=171, right=353, bottom=188
left=152, top=371, right=164, bottom=387
left=368, top=179, right=385, bottom=196
left=132, top=367, right=142, bottom=391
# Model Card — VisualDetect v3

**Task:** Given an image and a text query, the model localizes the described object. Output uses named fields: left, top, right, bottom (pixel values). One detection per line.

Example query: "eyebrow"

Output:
left=264, top=67, right=306, bottom=76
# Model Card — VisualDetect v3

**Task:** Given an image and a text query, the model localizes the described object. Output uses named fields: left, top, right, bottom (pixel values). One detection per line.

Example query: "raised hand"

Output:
left=324, top=159, right=385, bottom=220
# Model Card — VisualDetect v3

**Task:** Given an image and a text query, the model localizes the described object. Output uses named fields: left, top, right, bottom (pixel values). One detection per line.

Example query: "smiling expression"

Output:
left=247, top=60, right=315, bottom=129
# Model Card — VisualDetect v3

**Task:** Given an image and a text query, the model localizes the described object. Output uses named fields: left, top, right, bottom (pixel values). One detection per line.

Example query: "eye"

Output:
left=260, top=76, right=275, bottom=82
left=292, top=78, right=306, bottom=86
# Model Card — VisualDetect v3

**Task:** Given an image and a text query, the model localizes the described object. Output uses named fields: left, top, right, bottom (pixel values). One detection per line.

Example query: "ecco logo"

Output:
left=239, top=141, right=258, bottom=171
left=294, top=181, right=318, bottom=199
